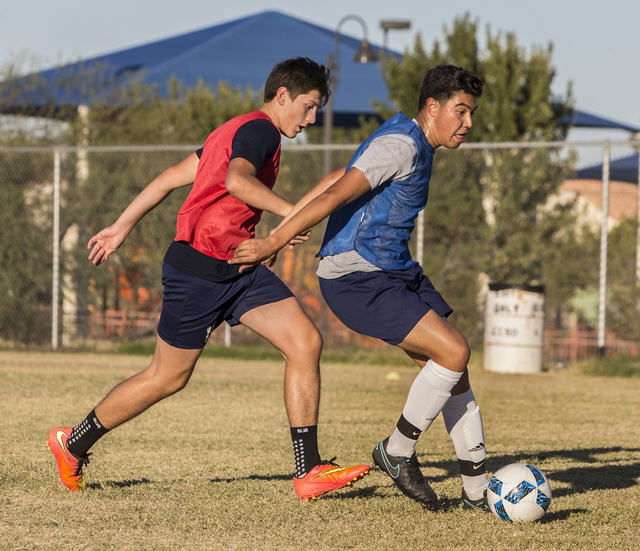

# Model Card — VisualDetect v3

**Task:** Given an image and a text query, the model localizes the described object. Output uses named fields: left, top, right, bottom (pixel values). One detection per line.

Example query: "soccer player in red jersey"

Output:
left=47, top=58, right=369, bottom=500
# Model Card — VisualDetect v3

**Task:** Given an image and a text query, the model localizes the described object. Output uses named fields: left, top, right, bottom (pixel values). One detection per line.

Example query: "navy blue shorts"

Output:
left=157, top=263, right=294, bottom=349
left=319, top=264, right=452, bottom=345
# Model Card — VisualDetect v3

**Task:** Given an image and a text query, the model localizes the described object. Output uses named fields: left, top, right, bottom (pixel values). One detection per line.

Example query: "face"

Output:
left=277, top=88, right=322, bottom=138
left=426, top=92, right=477, bottom=149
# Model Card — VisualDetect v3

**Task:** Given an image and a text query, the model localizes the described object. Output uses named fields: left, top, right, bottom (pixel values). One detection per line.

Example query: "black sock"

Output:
left=290, top=425, right=321, bottom=478
left=66, top=409, right=109, bottom=458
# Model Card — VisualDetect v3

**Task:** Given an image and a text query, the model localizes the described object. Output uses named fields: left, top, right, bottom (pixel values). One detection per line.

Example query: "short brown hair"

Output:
left=418, top=65, right=483, bottom=112
left=264, top=57, right=331, bottom=107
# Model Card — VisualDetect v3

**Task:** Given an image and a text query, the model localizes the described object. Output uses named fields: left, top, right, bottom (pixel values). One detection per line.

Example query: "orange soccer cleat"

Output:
left=47, top=427, right=91, bottom=491
left=294, top=457, right=370, bottom=500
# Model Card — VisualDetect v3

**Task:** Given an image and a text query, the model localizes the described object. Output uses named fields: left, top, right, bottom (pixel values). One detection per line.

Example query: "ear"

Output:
left=276, top=86, right=289, bottom=106
left=425, top=97, right=440, bottom=117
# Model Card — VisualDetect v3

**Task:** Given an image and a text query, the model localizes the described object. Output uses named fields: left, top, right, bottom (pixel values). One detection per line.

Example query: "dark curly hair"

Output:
left=418, top=65, right=483, bottom=112
left=264, top=57, right=331, bottom=108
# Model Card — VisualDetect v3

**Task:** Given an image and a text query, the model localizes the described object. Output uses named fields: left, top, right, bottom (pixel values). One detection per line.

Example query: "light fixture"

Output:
left=323, top=15, right=379, bottom=175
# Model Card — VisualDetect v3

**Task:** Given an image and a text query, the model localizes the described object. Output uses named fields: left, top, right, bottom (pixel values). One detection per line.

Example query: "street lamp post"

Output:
left=379, top=20, right=423, bottom=263
left=379, top=19, right=411, bottom=53
left=323, top=15, right=378, bottom=176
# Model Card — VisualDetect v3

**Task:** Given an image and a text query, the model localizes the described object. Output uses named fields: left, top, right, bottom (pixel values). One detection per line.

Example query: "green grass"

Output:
left=1, top=350, right=639, bottom=550
left=119, top=339, right=640, bottom=374
left=118, top=340, right=418, bottom=366
left=576, top=354, right=640, bottom=378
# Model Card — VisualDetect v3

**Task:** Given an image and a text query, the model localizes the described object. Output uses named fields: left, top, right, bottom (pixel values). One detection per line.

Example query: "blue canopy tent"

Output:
left=8, top=10, right=640, bottom=133
left=18, top=11, right=394, bottom=127
left=565, top=111, right=640, bottom=183
left=573, top=153, right=639, bottom=183
left=564, top=110, right=640, bottom=134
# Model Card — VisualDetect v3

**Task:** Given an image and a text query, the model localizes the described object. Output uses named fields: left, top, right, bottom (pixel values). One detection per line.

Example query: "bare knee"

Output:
left=452, top=338, right=471, bottom=370
left=140, top=361, right=193, bottom=398
left=164, top=367, right=193, bottom=394
left=306, top=328, right=323, bottom=359
left=424, top=333, right=470, bottom=372
left=144, top=343, right=201, bottom=397
left=281, top=325, right=323, bottom=365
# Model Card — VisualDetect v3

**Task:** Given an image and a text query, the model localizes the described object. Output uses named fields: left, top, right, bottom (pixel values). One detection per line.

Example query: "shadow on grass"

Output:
left=89, top=478, right=152, bottom=489
left=436, top=495, right=588, bottom=522
left=538, top=508, right=589, bottom=523
left=315, top=485, right=379, bottom=501
left=421, top=446, right=640, bottom=498
left=208, top=472, right=378, bottom=500
left=210, top=473, right=292, bottom=483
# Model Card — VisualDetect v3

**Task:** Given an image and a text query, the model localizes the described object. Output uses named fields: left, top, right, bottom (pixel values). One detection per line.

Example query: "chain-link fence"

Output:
left=1, top=140, right=639, bottom=363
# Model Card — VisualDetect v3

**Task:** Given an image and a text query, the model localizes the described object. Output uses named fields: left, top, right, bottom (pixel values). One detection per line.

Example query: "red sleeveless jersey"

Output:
left=175, top=111, right=281, bottom=260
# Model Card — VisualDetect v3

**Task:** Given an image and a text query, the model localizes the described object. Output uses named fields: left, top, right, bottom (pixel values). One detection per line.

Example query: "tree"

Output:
left=0, top=61, right=263, bottom=343
left=79, top=77, right=261, bottom=145
left=602, top=218, right=640, bottom=341
left=0, top=150, right=55, bottom=344
left=377, top=14, right=579, bottom=341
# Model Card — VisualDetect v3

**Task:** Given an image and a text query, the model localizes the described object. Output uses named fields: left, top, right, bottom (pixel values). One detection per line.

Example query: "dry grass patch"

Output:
left=1, top=351, right=639, bottom=550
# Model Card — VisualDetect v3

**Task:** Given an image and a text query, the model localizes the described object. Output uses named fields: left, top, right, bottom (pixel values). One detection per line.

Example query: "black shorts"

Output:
left=157, top=263, right=294, bottom=349
left=319, top=264, right=452, bottom=345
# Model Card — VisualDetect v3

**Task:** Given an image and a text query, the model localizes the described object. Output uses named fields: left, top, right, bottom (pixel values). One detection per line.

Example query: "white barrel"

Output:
left=483, top=283, right=545, bottom=374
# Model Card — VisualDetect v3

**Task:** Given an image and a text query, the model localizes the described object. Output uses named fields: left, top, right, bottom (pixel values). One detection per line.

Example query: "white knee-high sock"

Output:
left=387, top=359, right=463, bottom=457
left=442, top=388, right=488, bottom=500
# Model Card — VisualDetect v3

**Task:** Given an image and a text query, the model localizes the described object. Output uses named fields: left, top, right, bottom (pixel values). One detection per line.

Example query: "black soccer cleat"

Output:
left=461, top=488, right=490, bottom=512
left=372, top=437, right=438, bottom=508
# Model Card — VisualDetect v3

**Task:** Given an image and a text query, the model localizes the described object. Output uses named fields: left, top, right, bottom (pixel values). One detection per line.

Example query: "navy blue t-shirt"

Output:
left=167, top=118, right=282, bottom=282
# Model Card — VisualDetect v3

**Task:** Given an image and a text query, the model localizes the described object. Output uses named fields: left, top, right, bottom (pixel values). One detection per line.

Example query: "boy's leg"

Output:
left=239, top=297, right=369, bottom=500
left=94, top=337, right=202, bottom=429
left=387, top=309, right=469, bottom=455
left=239, top=297, right=321, bottom=428
left=372, top=310, right=469, bottom=507
left=398, top=309, right=470, bottom=370
left=48, top=336, right=202, bottom=490
left=387, top=313, right=488, bottom=509
left=441, top=387, right=489, bottom=510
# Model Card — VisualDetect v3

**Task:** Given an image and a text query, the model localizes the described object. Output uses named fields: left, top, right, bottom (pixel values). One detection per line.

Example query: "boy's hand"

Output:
left=271, top=227, right=312, bottom=249
left=87, top=225, right=126, bottom=266
left=229, top=236, right=280, bottom=270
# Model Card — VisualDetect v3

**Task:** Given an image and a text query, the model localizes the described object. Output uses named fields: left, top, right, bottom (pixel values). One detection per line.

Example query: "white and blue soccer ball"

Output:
left=487, top=463, right=552, bottom=522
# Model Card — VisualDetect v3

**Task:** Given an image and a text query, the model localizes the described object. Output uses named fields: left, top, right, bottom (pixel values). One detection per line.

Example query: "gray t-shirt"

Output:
left=316, top=130, right=419, bottom=279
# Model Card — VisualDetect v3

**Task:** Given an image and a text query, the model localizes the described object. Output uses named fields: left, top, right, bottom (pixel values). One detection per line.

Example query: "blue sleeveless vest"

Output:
left=318, top=113, right=434, bottom=270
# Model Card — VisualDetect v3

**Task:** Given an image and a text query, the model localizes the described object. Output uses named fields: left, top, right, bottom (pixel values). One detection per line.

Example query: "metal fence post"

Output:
left=636, top=138, right=640, bottom=285
left=52, top=149, right=61, bottom=350
left=224, top=323, right=231, bottom=348
left=322, top=53, right=334, bottom=179
left=597, top=141, right=610, bottom=358
left=416, top=209, right=424, bottom=266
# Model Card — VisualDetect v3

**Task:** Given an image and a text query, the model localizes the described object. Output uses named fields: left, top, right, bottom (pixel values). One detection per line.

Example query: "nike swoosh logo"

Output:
left=313, top=467, right=344, bottom=479
left=56, top=430, right=86, bottom=488
left=412, top=431, right=421, bottom=436
left=379, top=444, right=401, bottom=479
left=56, top=431, right=72, bottom=462
left=473, top=462, right=485, bottom=470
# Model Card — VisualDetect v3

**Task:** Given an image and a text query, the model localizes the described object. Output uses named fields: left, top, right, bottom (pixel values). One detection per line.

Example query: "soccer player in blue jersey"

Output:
left=231, top=65, right=490, bottom=510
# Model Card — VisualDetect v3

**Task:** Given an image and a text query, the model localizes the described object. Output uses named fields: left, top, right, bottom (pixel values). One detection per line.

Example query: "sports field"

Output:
left=2, top=350, right=639, bottom=550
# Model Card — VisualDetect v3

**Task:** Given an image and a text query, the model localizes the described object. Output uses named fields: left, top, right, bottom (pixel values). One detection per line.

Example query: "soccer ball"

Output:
left=487, top=463, right=552, bottom=522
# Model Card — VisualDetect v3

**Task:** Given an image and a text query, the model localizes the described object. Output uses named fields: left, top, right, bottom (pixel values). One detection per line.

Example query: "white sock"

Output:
left=387, top=360, right=463, bottom=457
left=442, top=388, right=488, bottom=500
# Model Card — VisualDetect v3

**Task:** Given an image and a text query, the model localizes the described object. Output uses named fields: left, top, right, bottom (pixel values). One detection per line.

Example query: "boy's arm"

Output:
left=274, top=166, right=346, bottom=233
left=230, top=167, right=371, bottom=266
left=87, top=152, right=199, bottom=266
left=225, top=158, right=292, bottom=217
left=267, top=166, right=347, bottom=252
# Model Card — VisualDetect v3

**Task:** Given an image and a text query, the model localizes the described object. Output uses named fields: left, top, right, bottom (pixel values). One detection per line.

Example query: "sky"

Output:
left=1, top=0, right=639, bottom=157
